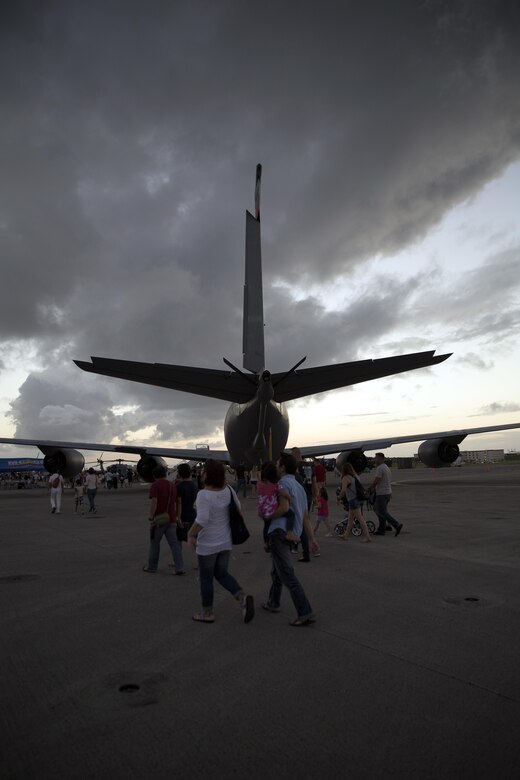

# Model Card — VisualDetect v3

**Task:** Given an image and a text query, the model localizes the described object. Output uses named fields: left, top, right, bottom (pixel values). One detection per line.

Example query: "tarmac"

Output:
left=1, top=465, right=519, bottom=779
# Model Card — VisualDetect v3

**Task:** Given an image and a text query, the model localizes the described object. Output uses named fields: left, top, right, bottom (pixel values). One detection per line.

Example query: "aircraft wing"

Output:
left=73, top=357, right=255, bottom=403
left=0, top=438, right=230, bottom=462
left=294, top=422, right=520, bottom=458
left=271, top=351, right=451, bottom=402
left=3, top=421, right=518, bottom=466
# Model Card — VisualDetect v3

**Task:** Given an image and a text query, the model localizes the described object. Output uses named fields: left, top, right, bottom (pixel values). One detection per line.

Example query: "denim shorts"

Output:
left=348, top=498, right=362, bottom=510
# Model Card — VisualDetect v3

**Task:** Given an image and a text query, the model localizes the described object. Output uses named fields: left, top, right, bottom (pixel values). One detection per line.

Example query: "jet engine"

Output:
left=40, top=447, right=85, bottom=480
left=335, top=449, right=368, bottom=474
left=137, top=455, right=168, bottom=483
left=417, top=439, right=460, bottom=468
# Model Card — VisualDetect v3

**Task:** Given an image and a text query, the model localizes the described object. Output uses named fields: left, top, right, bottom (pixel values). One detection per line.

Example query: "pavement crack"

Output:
left=314, top=625, right=519, bottom=704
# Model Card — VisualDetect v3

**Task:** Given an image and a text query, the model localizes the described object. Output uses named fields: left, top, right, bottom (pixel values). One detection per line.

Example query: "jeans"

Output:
left=299, top=524, right=310, bottom=560
left=267, top=530, right=314, bottom=618
left=237, top=478, right=247, bottom=498
left=375, top=494, right=400, bottom=532
left=148, top=523, right=184, bottom=571
left=86, top=488, right=97, bottom=511
left=197, top=550, right=243, bottom=610
left=295, top=491, right=312, bottom=560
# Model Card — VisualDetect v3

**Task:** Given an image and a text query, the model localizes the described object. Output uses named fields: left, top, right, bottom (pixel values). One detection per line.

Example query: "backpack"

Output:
left=51, top=476, right=60, bottom=488
left=354, top=477, right=367, bottom=502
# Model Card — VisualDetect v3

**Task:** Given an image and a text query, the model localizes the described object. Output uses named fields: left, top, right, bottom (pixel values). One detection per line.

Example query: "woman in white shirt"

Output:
left=85, top=468, right=99, bottom=513
left=48, top=472, right=64, bottom=514
left=188, top=460, right=254, bottom=624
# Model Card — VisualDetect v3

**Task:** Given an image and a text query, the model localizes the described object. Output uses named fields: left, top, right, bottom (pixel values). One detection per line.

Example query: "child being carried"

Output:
left=257, top=462, right=299, bottom=548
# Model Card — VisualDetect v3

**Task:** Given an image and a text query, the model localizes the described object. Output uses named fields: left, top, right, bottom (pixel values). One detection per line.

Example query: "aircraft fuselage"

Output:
left=223, top=372, right=289, bottom=467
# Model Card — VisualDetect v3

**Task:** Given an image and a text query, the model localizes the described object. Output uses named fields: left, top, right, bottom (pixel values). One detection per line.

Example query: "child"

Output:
left=257, top=462, right=298, bottom=550
left=314, top=486, right=333, bottom=536
left=74, top=479, right=85, bottom=515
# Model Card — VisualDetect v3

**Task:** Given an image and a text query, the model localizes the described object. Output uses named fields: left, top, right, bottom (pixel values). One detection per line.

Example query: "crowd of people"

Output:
left=142, top=450, right=403, bottom=627
left=39, top=450, right=403, bottom=626
left=43, top=466, right=138, bottom=515
left=0, top=472, right=48, bottom=488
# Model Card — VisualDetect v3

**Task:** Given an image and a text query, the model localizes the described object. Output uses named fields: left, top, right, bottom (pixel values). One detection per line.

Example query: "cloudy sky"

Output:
left=1, top=0, right=519, bottom=462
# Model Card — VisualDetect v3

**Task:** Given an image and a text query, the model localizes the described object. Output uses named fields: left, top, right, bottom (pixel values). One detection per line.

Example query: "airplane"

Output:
left=1, top=165, right=519, bottom=480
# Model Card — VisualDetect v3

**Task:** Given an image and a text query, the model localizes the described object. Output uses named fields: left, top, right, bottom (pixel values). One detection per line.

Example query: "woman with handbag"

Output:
left=143, top=465, right=185, bottom=574
left=188, top=459, right=254, bottom=624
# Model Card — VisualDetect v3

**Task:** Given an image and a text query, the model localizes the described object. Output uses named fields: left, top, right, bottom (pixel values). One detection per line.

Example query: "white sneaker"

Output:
left=325, top=533, right=334, bottom=537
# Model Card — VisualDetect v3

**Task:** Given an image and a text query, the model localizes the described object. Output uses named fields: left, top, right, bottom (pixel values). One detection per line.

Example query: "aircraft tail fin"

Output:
left=242, top=164, right=265, bottom=374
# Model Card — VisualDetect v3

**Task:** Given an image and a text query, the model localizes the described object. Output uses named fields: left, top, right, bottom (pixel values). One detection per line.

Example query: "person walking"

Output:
left=188, top=460, right=254, bottom=624
left=368, top=453, right=403, bottom=536
left=313, top=486, right=334, bottom=538
left=85, top=467, right=99, bottom=513
left=263, top=453, right=319, bottom=626
left=234, top=462, right=248, bottom=499
left=249, top=464, right=259, bottom=497
left=337, top=463, right=371, bottom=542
left=314, top=458, right=327, bottom=490
left=74, top=479, right=85, bottom=514
left=176, top=462, right=198, bottom=538
left=48, top=470, right=64, bottom=514
left=291, top=447, right=318, bottom=562
left=143, top=466, right=185, bottom=574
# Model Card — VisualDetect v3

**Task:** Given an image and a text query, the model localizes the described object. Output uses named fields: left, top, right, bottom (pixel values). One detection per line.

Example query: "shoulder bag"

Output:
left=228, top=486, right=250, bottom=545
left=154, top=482, right=173, bottom=528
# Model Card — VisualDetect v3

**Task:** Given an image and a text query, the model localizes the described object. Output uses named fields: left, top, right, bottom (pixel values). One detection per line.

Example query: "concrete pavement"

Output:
left=1, top=466, right=519, bottom=779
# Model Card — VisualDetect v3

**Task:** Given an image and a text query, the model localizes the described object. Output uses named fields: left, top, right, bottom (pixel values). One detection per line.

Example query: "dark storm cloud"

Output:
left=1, top=0, right=519, bottom=441
left=264, top=271, right=427, bottom=371
left=8, top=359, right=227, bottom=445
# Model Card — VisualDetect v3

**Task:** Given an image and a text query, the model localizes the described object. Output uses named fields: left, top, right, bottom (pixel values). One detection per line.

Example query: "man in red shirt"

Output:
left=313, top=458, right=326, bottom=489
left=143, top=465, right=185, bottom=574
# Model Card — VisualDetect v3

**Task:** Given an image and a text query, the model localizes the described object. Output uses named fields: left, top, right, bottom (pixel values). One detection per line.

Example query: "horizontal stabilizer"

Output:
left=74, top=357, right=255, bottom=403
left=271, top=351, right=452, bottom=403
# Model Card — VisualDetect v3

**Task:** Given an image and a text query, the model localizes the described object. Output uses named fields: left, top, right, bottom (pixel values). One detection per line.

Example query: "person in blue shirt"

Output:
left=263, top=452, right=319, bottom=626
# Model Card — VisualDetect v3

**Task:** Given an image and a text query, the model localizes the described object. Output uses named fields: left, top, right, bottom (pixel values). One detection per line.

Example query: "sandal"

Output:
left=289, top=613, right=316, bottom=627
left=192, top=613, right=215, bottom=623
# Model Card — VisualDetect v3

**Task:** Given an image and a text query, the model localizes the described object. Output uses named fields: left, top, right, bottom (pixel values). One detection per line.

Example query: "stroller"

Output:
left=334, top=487, right=377, bottom=537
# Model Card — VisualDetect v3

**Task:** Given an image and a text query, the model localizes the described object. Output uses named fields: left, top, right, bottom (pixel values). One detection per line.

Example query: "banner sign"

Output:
left=0, top=458, right=46, bottom=472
